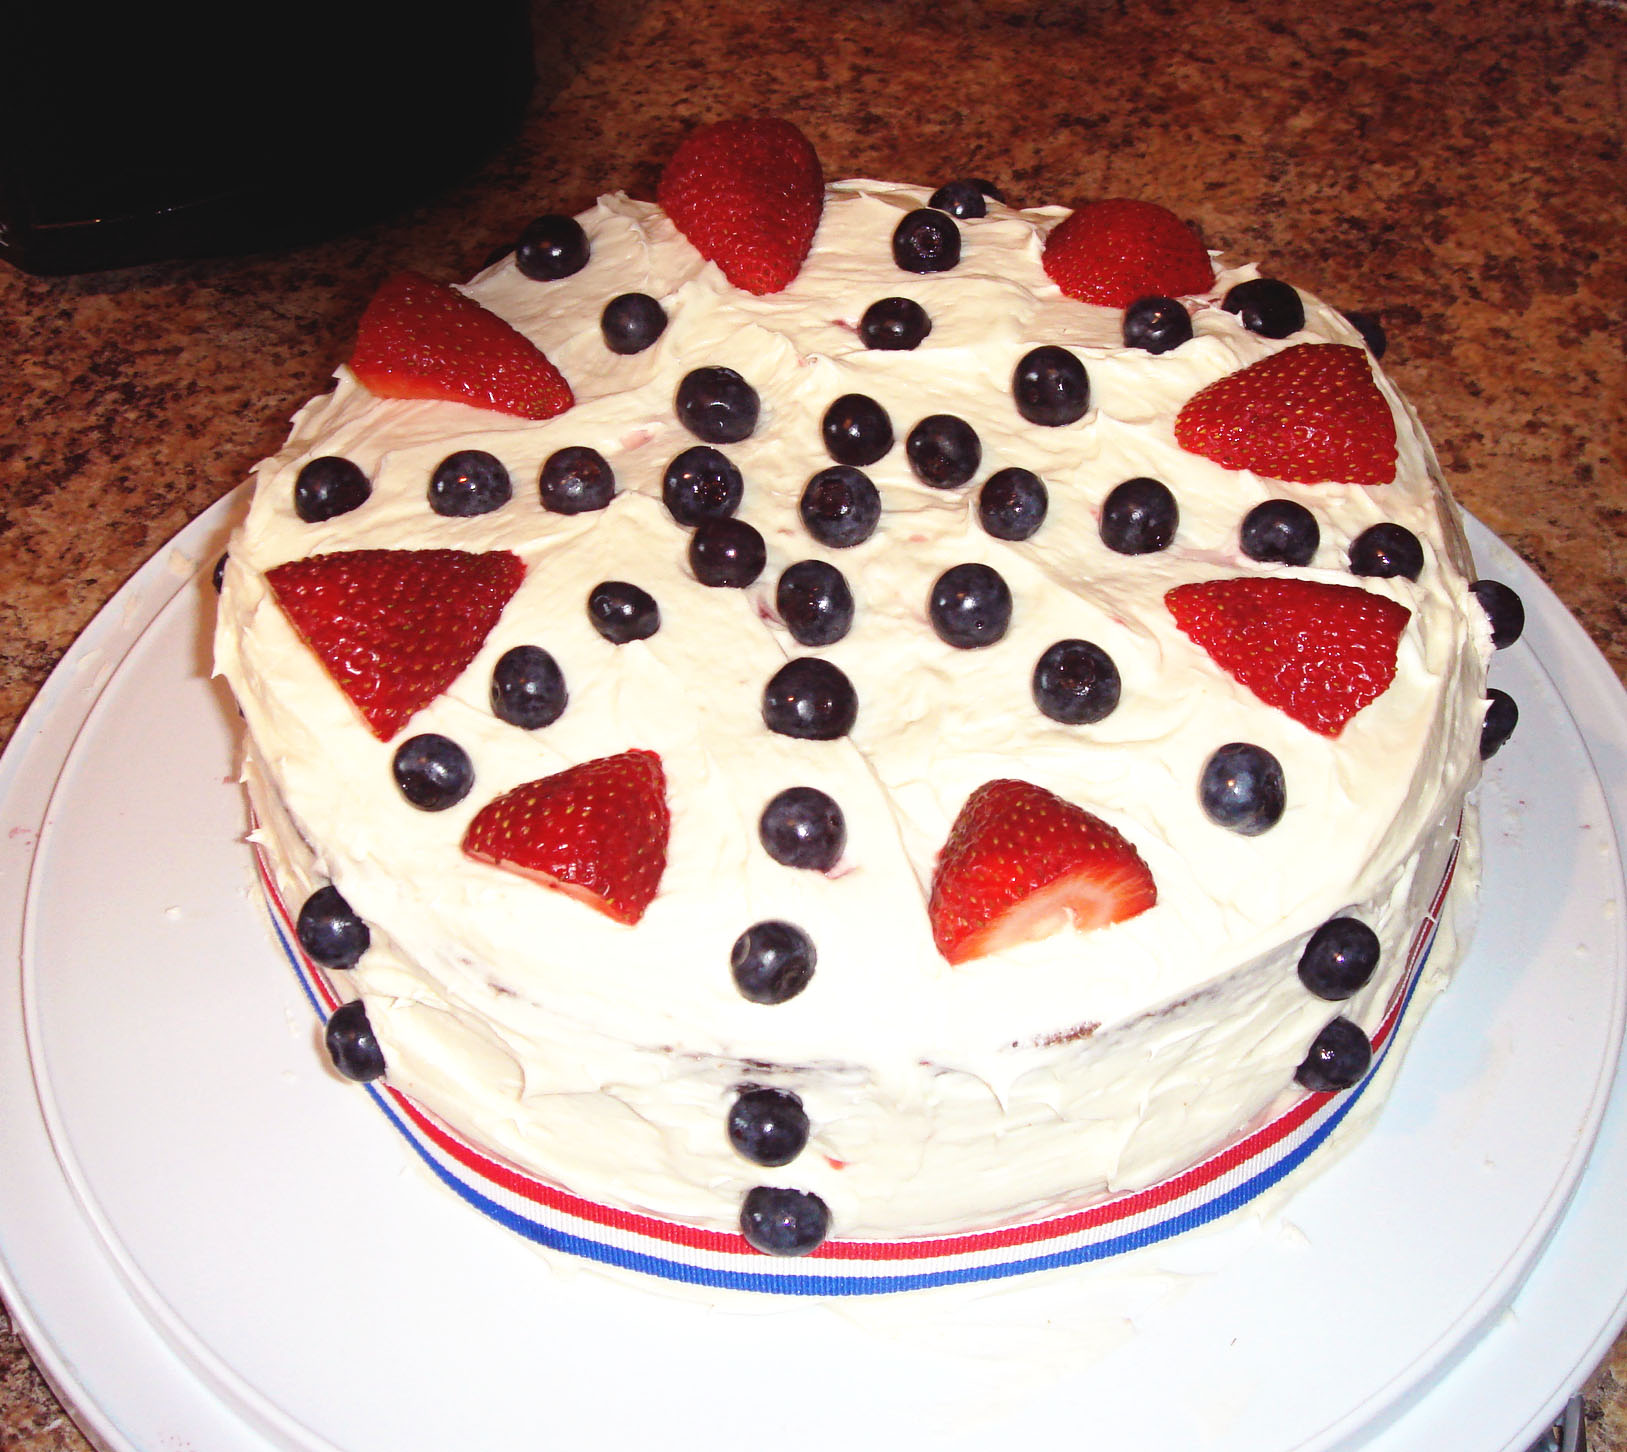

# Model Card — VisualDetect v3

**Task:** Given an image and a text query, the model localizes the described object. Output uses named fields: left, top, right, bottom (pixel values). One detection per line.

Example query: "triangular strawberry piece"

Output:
left=350, top=271, right=573, bottom=420
left=266, top=548, right=524, bottom=740
left=1042, top=198, right=1213, bottom=308
left=1166, top=577, right=1412, bottom=736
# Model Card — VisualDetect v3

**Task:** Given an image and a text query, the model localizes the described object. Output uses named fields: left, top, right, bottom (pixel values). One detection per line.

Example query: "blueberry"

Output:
left=859, top=296, right=932, bottom=350
left=600, top=292, right=667, bottom=354
left=1222, top=278, right=1305, bottom=339
left=1482, top=689, right=1518, bottom=759
left=1032, top=639, right=1121, bottom=724
left=759, top=786, right=846, bottom=871
left=1343, top=309, right=1388, bottom=358
left=800, top=466, right=881, bottom=548
left=777, top=560, right=854, bottom=646
left=211, top=552, right=227, bottom=592
left=325, top=999, right=386, bottom=1082
left=663, top=446, right=743, bottom=525
left=430, top=449, right=511, bottom=517
left=1297, top=917, right=1381, bottom=1001
left=930, top=563, right=1012, bottom=649
left=1122, top=296, right=1193, bottom=354
left=587, top=581, right=660, bottom=643
left=1349, top=523, right=1423, bottom=581
left=979, top=467, right=1048, bottom=541
left=294, top=455, right=370, bottom=522
left=728, top=1087, right=810, bottom=1166
left=1240, top=499, right=1319, bottom=566
left=731, top=920, right=817, bottom=1004
left=740, top=1185, right=830, bottom=1256
left=1469, top=579, right=1525, bottom=648
left=392, top=734, right=474, bottom=811
left=490, top=645, right=567, bottom=729
left=892, top=208, right=961, bottom=273
left=1294, top=1017, right=1371, bottom=1093
left=927, top=179, right=992, bottom=218
left=296, top=885, right=370, bottom=970
left=906, top=415, right=981, bottom=488
left=1100, top=477, right=1178, bottom=554
left=1012, top=346, right=1090, bottom=427
left=539, top=446, right=615, bottom=514
left=1199, top=742, right=1286, bottom=835
left=821, top=393, right=894, bottom=466
left=763, top=659, right=858, bottom=740
left=515, top=214, right=590, bottom=281
left=676, top=366, right=759, bottom=444
left=690, top=517, right=767, bottom=588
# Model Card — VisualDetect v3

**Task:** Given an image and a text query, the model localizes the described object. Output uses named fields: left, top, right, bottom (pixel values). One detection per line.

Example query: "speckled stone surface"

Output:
left=3, top=0, right=1625, bottom=1445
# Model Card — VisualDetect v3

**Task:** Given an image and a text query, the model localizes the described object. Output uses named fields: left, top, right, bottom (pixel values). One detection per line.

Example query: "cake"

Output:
left=214, top=118, right=1517, bottom=1287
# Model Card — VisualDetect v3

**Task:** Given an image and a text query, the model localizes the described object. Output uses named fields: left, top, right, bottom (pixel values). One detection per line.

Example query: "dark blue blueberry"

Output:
left=539, top=446, right=615, bottom=514
left=296, top=885, right=370, bottom=970
left=1222, top=278, right=1305, bottom=339
left=763, top=659, right=858, bottom=740
left=211, top=552, right=227, bottom=592
left=821, top=393, right=894, bottom=466
left=1241, top=499, right=1319, bottom=566
left=777, top=561, right=854, bottom=646
left=676, top=366, right=760, bottom=444
left=928, top=179, right=994, bottom=218
left=391, top=734, right=474, bottom=812
left=859, top=296, right=931, bottom=350
left=731, top=921, right=817, bottom=1004
left=1199, top=742, right=1286, bottom=836
left=740, top=1185, right=830, bottom=1256
left=728, top=1087, right=810, bottom=1166
left=892, top=208, right=961, bottom=273
left=600, top=292, right=667, bottom=354
left=690, top=517, right=766, bottom=588
left=1100, top=477, right=1178, bottom=554
left=663, top=446, right=743, bottom=525
left=325, top=999, right=386, bottom=1082
left=1470, top=579, right=1525, bottom=648
left=906, top=415, right=981, bottom=489
left=1343, top=309, right=1388, bottom=358
left=1032, top=639, right=1121, bottom=725
left=1349, top=523, right=1423, bottom=581
left=964, top=177, right=1005, bottom=203
left=1012, top=346, right=1090, bottom=427
left=1294, top=1017, right=1371, bottom=1093
left=430, top=449, right=511, bottom=517
left=1297, top=917, right=1381, bottom=1001
left=1482, top=689, right=1518, bottom=759
left=294, top=455, right=370, bottom=522
left=490, top=645, right=567, bottom=729
left=930, top=563, right=1012, bottom=649
left=759, top=786, right=846, bottom=871
left=979, top=467, right=1048, bottom=541
left=587, top=581, right=660, bottom=643
left=515, top=214, right=589, bottom=281
left=1122, top=296, right=1193, bottom=354
left=800, top=466, right=881, bottom=548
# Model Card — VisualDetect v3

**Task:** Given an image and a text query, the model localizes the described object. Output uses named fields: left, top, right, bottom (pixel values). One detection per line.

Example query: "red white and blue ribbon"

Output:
left=257, top=830, right=1460, bottom=1295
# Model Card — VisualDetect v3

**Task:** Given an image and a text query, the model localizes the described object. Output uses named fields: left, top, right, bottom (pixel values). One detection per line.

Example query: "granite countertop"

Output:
left=3, top=0, right=1624, bottom=1445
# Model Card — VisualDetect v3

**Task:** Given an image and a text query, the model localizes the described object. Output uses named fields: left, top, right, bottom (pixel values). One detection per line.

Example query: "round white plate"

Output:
left=2, top=500, right=1624, bottom=1452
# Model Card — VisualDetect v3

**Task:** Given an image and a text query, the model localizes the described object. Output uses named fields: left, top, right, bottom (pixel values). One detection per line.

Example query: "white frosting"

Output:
left=215, top=181, right=1490, bottom=1238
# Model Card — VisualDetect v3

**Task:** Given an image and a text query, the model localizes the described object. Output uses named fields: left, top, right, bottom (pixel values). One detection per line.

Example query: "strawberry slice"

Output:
left=1166, top=577, right=1412, bottom=736
left=1174, top=343, right=1397, bottom=485
left=658, top=116, right=824, bottom=295
left=928, top=779, right=1156, bottom=966
left=1042, top=198, right=1213, bottom=308
left=349, top=271, right=573, bottom=420
left=266, top=548, right=523, bottom=741
left=461, top=750, right=670, bottom=925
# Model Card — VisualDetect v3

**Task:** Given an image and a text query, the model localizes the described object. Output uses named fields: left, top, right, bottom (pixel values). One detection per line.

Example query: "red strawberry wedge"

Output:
left=658, top=117, right=824, bottom=295
left=461, top=750, right=670, bottom=925
left=929, top=780, right=1157, bottom=966
left=350, top=271, right=574, bottom=420
left=1042, top=199, right=1214, bottom=308
left=1174, top=343, right=1397, bottom=485
left=266, top=548, right=524, bottom=741
left=1166, top=577, right=1412, bottom=736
